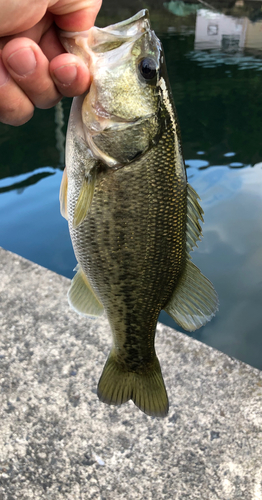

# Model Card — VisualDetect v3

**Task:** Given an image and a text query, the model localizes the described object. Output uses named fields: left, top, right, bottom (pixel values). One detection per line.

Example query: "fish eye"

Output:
left=138, top=58, right=157, bottom=80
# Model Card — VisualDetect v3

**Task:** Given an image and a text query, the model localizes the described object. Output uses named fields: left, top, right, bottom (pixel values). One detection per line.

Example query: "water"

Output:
left=0, top=5, right=262, bottom=370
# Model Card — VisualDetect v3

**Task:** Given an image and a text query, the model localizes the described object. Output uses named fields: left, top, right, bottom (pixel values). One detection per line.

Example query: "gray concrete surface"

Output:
left=0, top=246, right=261, bottom=500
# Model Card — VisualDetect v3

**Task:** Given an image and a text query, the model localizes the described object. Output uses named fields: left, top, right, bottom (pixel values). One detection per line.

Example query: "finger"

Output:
left=50, top=0, right=103, bottom=31
left=0, top=14, right=53, bottom=51
left=12, top=13, right=54, bottom=45
left=39, top=24, right=65, bottom=61
left=50, top=53, right=91, bottom=97
left=2, top=37, right=61, bottom=110
left=1, top=2, right=49, bottom=37
left=41, top=27, right=91, bottom=97
left=0, top=54, right=34, bottom=126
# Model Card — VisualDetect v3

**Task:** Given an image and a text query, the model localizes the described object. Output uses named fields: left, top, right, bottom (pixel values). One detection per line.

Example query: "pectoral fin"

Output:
left=164, top=259, right=218, bottom=331
left=59, top=167, right=68, bottom=220
left=68, top=265, right=104, bottom=317
left=73, top=172, right=96, bottom=228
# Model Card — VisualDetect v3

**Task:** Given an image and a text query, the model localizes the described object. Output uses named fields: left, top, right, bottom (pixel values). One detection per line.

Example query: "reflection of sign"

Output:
left=222, top=35, right=240, bottom=51
left=195, top=9, right=247, bottom=51
left=195, top=9, right=262, bottom=53
left=207, top=24, right=218, bottom=36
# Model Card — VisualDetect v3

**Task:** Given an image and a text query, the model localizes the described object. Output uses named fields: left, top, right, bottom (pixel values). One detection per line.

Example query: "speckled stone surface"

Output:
left=0, top=247, right=261, bottom=500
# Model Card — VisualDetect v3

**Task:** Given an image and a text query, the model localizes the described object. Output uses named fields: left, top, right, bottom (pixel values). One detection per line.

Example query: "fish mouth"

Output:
left=59, top=10, right=151, bottom=58
left=98, top=9, right=150, bottom=36
left=88, top=11, right=150, bottom=54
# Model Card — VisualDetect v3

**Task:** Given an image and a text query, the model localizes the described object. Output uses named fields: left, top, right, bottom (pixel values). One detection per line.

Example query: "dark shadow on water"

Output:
left=0, top=171, right=55, bottom=194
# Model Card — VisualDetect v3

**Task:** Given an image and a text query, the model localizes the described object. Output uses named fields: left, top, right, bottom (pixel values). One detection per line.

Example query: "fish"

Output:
left=59, top=10, right=218, bottom=418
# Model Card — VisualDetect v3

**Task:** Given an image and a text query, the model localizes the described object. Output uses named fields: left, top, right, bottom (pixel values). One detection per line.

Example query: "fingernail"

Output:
left=7, top=47, right=36, bottom=76
left=53, top=64, right=77, bottom=85
left=0, top=58, right=9, bottom=86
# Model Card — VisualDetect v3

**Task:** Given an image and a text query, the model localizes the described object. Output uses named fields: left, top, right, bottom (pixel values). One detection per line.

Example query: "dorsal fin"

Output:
left=164, top=182, right=218, bottom=331
left=186, top=183, right=204, bottom=252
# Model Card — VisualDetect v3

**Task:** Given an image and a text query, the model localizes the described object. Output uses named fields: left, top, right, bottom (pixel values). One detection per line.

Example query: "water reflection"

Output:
left=164, top=0, right=201, bottom=17
left=0, top=167, right=55, bottom=194
left=195, top=9, right=247, bottom=51
left=188, top=47, right=262, bottom=70
left=191, top=8, right=262, bottom=68
left=160, top=163, right=262, bottom=369
left=0, top=168, right=75, bottom=278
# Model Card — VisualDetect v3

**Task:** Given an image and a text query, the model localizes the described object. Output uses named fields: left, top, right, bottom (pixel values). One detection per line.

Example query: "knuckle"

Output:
left=30, top=81, right=61, bottom=110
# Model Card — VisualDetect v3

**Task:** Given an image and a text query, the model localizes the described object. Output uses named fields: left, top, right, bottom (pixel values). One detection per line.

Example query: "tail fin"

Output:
left=97, top=352, right=169, bottom=418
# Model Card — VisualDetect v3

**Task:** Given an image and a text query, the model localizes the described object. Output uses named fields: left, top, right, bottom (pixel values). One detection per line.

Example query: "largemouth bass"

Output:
left=59, top=10, right=218, bottom=418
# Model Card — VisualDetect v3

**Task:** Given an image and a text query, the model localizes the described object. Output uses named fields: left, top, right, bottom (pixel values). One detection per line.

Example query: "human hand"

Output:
left=0, top=0, right=102, bottom=126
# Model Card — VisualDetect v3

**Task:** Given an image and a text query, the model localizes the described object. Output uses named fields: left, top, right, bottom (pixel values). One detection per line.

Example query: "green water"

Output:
left=0, top=5, right=262, bottom=369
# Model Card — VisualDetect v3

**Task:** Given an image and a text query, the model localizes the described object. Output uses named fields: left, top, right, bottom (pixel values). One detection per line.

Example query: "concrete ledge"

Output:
left=0, top=246, right=261, bottom=499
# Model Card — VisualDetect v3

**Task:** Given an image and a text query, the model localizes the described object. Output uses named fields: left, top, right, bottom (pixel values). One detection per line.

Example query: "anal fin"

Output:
left=68, top=265, right=104, bottom=317
left=164, top=259, right=219, bottom=332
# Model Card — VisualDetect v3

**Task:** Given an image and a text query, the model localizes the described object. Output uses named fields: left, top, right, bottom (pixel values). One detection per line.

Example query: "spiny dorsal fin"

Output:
left=186, top=183, right=204, bottom=252
left=164, top=259, right=219, bottom=331
left=98, top=351, right=169, bottom=418
left=73, top=171, right=96, bottom=228
left=68, top=265, right=104, bottom=317
left=59, top=167, right=68, bottom=220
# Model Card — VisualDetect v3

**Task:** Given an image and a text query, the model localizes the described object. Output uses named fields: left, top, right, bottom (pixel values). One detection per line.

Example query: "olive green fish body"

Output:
left=71, top=118, right=187, bottom=367
left=59, top=10, right=218, bottom=417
